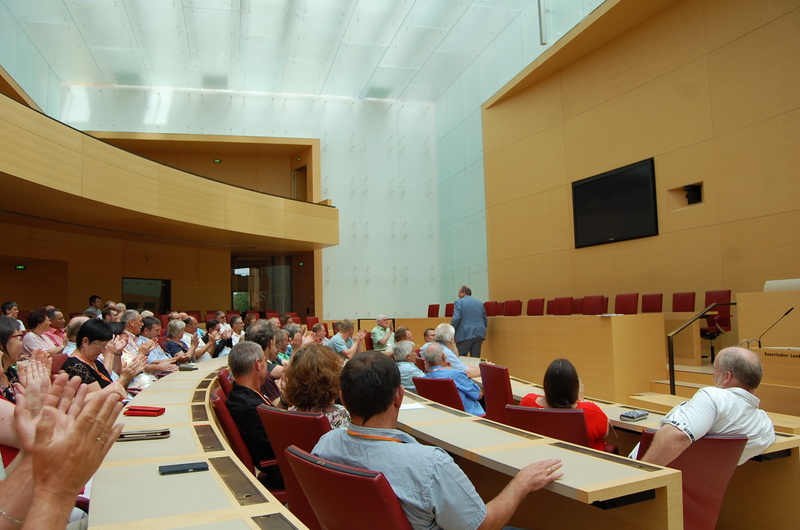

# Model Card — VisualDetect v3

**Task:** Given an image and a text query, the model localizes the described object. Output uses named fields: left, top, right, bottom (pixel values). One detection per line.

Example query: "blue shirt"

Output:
left=313, top=424, right=486, bottom=530
left=425, top=367, right=484, bottom=416
left=397, top=361, right=424, bottom=392
left=328, top=333, right=353, bottom=357
left=138, top=335, right=170, bottom=363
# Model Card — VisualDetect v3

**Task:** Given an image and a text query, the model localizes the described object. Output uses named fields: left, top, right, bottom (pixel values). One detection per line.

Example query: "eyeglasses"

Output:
left=9, top=333, right=24, bottom=340
left=91, top=340, right=110, bottom=349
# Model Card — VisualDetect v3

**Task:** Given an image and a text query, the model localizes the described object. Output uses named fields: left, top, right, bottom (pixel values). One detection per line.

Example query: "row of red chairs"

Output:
left=428, top=290, right=730, bottom=317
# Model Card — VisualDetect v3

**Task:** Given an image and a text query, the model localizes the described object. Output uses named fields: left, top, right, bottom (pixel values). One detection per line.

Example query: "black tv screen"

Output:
left=571, top=158, right=658, bottom=249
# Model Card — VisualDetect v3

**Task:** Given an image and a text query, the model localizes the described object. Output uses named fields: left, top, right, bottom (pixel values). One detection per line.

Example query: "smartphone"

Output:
left=158, top=461, right=209, bottom=475
left=116, top=428, right=171, bottom=442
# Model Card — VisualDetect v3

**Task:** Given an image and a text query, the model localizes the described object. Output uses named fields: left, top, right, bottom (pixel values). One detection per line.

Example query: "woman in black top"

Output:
left=0, top=316, right=24, bottom=403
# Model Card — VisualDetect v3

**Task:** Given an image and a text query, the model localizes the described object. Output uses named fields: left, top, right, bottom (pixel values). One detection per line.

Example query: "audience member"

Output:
left=0, top=372, right=124, bottom=528
left=101, top=305, right=119, bottom=323
left=313, top=351, right=562, bottom=529
left=229, top=315, right=245, bottom=346
left=394, top=326, right=413, bottom=344
left=164, top=320, right=200, bottom=362
left=215, top=311, right=232, bottom=334
left=0, top=316, right=24, bottom=403
left=60, top=319, right=145, bottom=399
left=21, top=307, right=64, bottom=359
left=244, top=313, right=259, bottom=329
left=328, top=319, right=366, bottom=360
left=41, top=308, right=67, bottom=347
left=118, top=311, right=171, bottom=381
left=638, top=347, right=775, bottom=466
left=433, top=323, right=480, bottom=378
left=62, top=316, right=88, bottom=356
left=281, top=314, right=294, bottom=327
left=423, top=344, right=484, bottom=415
left=392, top=340, right=424, bottom=393
left=311, top=323, right=329, bottom=346
left=204, top=320, right=231, bottom=358
left=225, top=341, right=283, bottom=488
left=520, top=358, right=609, bottom=451
left=370, top=315, right=394, bottom=352
left=423, top=327, right=435, bottom=343
left=1, top=302, right=25, bottom=331
left=84, top=295, right=102, bottom=318
left=181, top=317, right=215, bottom=362
left=282, top=343, right=350, bottom=429
left=451, top=285, right=488, bottom=358
left=139, top=316, right=182, bottom=367
left=244, top=320, right=285, bottom=405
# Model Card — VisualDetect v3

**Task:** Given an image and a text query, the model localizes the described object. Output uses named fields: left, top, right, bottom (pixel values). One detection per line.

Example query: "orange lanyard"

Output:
left=75, top=351, right=113, bottom=384
left=346, top=430, right=404, bottom=443
left=256, top=391, right=274, bottom=407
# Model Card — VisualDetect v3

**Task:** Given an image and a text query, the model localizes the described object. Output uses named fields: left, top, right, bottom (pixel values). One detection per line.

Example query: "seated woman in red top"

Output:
left=520, top=358, right=610, bottom=451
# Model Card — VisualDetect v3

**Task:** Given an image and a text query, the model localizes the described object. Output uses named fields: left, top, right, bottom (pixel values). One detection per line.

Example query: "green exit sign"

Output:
left=15, top=265, right=26, bottom=270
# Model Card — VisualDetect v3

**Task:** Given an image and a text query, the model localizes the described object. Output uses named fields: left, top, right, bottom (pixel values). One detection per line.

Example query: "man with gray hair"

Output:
left=329, top=318, right=366, bottom=360
left=639, top=347, right=775, bottom=466
left=226, top=341, right=283, bottom=488
left=434, top=323, right=481, bottom=379
left=393, top=340, right=424, bottom=392
left=371, top=314, right=394, bottom=352
left=62, top=316, right=89, bottom=356
left=423, top=344, right=484, bottom=415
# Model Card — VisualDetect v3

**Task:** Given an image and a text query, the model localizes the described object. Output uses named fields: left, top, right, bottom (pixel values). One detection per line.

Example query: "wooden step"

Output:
left=650, top=379, right=702, bottom=398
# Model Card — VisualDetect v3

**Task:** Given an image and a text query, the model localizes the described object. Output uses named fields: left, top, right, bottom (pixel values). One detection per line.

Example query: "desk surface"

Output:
left=90, top=358, right=304, bottom=530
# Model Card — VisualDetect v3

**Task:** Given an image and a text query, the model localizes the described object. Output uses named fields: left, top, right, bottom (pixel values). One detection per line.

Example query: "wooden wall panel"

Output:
left=561, top=0, right=706, bottom=120
left=483, top=0, right=800, bottom=309
left=706, top=6, right=800, bottom=135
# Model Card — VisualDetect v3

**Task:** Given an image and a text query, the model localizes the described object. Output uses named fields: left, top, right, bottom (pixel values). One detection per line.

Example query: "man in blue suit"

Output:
left=451, top=286, right=487, bottom=358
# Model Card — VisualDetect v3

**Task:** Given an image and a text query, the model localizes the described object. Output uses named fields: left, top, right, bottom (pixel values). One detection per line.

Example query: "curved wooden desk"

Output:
left=491, top=373, right=800, bottom=529
left=89, top=358, right=305, bottom=529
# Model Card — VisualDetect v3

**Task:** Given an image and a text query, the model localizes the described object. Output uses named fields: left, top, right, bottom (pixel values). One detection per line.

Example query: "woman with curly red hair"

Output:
left=281, top=343, right=349, bottom=429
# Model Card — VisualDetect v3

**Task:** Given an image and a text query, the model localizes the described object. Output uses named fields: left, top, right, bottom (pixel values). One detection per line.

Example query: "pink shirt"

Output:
left=43, top=328, right=67, bottom=347
left=21, top=332, right=57, bottom=359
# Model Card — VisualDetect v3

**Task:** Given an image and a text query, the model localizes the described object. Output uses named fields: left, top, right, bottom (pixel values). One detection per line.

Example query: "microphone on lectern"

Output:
left=757, top=307, right=794, bottom=348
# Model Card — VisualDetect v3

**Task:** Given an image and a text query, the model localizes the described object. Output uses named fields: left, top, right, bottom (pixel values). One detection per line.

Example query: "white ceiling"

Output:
left=4, top=0, right=544, bottom=101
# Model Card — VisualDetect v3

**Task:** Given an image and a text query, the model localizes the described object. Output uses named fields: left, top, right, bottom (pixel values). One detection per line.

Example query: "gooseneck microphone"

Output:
left=757, top=307, right=794, bottom=348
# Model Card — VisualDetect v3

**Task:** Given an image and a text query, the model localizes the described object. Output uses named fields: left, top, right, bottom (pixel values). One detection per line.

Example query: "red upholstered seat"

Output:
left=637, top=428, right=746, bottom=530
left=503, top=300, right=522, bottom=316
left=285, top=446, right=412, bottom=530
left=614, top=293, right=639, bottom=314
left=552, top=297, right=573, bottom=315
left=257, top=406, right=332, bottom=530
left=412, top=377, right=464, bottom=411
left=700, top=289, right=732, bottom=361
left=672, top=291, right=696, bottom=312
left=484, top=301, right=497, bottom=317
left=305, top=316, right=320, bottom=329
left=479, top=363, right=514, bottom=424
left=50, top=353, right=68, bottom=374
left=444, top=303, right=454, bottom=318
left=427, top=304, right=439, bottom=318
left=526, top=298, right=545, bottom=316
left=582, top=295, right=605, bottom=315
left=505, top=405, right=618, bottom=454
left=217, top=368, right=233, bottom=396
left=641, top=293, right=663, bottom=313
left=571, top=297, right=583, bottom=314
left=413, top=356, right=426, bottom=372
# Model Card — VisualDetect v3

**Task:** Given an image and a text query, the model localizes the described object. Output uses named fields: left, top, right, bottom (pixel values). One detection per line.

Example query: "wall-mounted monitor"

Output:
left=571, top=158, right=658, bottom=249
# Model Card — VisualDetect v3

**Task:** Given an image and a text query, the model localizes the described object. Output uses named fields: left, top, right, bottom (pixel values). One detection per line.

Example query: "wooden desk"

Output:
left=482, top=314, right=666, bottom=402
left=397, top=393, right=682, bottom=530
left=89, top=358, right=305, bottom=529
left=489, top=374, right=800, bottom=530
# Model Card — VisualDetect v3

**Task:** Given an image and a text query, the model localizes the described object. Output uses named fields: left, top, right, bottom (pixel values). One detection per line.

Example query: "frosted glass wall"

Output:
left=59, top=86, right=438, bottom=320
left=433, top=0, right=604, bottom=306
left=0, top=2, right=61, bottom=115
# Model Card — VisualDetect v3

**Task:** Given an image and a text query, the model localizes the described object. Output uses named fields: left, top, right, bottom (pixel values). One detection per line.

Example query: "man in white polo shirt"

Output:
left=639, top=346, right=774, bottom=466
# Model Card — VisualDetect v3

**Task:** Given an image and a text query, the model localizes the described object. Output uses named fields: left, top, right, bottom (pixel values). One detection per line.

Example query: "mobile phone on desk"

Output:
left=117, top=428, right=171, bottom=442
left=158, top=461, right=209, bottom=475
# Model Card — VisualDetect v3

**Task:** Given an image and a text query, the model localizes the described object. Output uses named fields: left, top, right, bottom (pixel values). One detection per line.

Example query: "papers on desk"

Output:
left=400, top=403, right=425, bottom=411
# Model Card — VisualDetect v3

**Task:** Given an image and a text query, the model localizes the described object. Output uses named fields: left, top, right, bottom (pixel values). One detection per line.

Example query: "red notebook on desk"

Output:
left=124, top=406, right=165, bottom=417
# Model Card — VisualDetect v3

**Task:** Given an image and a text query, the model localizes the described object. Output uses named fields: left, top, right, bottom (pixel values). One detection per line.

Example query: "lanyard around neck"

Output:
left=346, top=429, right=405, bottom=443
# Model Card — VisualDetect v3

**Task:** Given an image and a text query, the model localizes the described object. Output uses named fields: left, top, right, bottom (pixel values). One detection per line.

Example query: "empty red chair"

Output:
left=526, top=298, right=545, bottom=316
left=672, top=292, right=696, bottom=312
left=204, top=311, right=217, bottom=322
left=582, top=295, right=605, bottom=315
left=427, top=304, right=439, bottom=318
left=641, top=293, right=663, bottom=313
left=637, top=428, right=746, bottom=530
left=700, top=289, right=732, bottom=361
left=444, top=303, right=454, bottom=318
left=257, top=406, right=332, bottom=530
left=483, top=301, right=497, bottom=317
left=479, top=363, right=514, bottom=424
left=285, top=446, right=412, bottom=530
left=496, top=302, right=505, bottom=315
left=552, top=297, right=573, bottom=315
left=305, top=316, right=320, bottom=329
left=614, top=293, right=639, bottom=315
left=503, top=300, right=522, bottom=316
left=571, top=297, right=583, bottom=314
left=546, top=299, right=555, bottom=315
left=412, top=377, right=464, bottom=411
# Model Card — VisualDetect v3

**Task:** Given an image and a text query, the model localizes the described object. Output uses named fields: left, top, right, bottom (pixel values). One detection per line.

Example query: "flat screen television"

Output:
left=571, top=158, right=658, bottom=249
